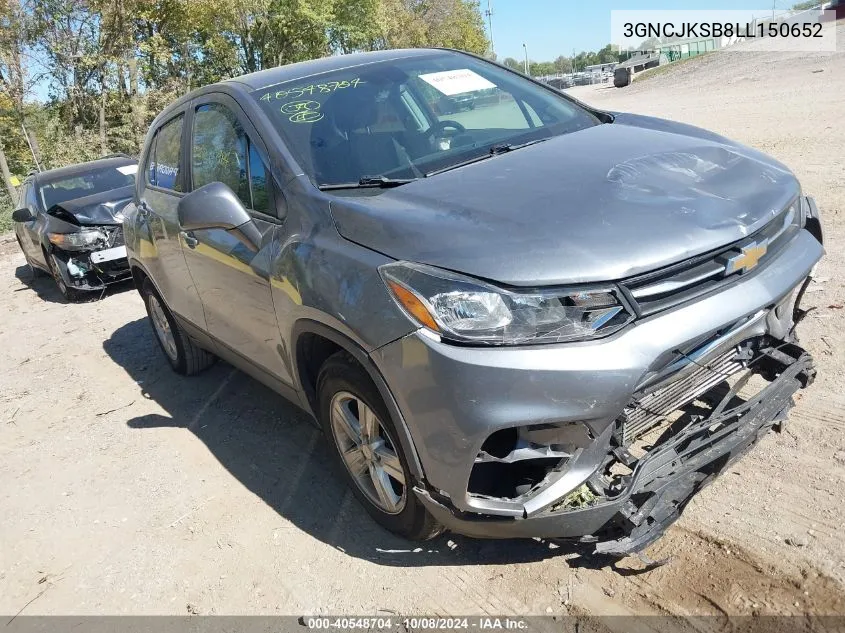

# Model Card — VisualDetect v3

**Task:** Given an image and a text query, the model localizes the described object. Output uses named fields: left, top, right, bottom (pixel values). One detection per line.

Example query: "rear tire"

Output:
left=140, top=278, right=215, bottom=375
left=317, top=351, right=443, bottom=541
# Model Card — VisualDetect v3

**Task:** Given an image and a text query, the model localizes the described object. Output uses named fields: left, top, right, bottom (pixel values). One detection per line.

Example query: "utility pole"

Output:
left=485, top=0, right=495, bottom=57
left=523, top=43, right=529, bottom=75
left=21, top=123, right=41, bottom=172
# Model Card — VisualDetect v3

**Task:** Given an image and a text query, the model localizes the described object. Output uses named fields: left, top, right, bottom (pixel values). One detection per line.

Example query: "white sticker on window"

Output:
left=117, top=164, right=138, bottom=175
left=418, top=69, right=496, bottom=96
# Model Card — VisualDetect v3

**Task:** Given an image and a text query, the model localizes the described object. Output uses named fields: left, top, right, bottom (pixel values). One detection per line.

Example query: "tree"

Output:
left=377, top=0, right=488, bottom=54
left=501, top=57, right=521, bottom=71
left=596, top=44, right=618, bottom=64
left=0, top=0, right=42, bottom=177
left=0, top=0, right=493, bottom=229
left=32, top=0, right=102, bottom=126
left=529, top=61, right=555, bottom=76
left=553, top=55, right=571, bottom=74
left=330, top=0, right=386, bottom=54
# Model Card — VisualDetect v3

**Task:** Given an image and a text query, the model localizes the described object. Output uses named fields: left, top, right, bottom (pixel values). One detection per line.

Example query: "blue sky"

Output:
left=488, top=0, right=800, bottom=62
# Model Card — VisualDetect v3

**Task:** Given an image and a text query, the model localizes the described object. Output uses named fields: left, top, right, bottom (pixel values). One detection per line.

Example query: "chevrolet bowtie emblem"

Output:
left=722, top=240, right=769, bottom=275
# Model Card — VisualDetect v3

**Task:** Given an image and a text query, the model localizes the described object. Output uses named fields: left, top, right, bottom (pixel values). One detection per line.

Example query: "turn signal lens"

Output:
left=385, top=280, right=441, bottom=332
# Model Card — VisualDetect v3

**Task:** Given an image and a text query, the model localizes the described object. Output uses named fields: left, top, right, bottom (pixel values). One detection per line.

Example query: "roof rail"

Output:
left=96, top=152, right=135, bottom=160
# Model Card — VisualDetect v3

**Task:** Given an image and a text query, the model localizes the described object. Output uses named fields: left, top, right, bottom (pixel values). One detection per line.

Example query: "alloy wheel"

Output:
left=329, top=391, right=407, bottom=514
left=148, top=294, right=179, bottom=362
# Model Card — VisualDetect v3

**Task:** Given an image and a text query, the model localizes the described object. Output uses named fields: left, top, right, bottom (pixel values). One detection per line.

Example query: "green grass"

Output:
left=0, top=206, right=12, bottom=233
left=634, top=52, right=713, bottom=83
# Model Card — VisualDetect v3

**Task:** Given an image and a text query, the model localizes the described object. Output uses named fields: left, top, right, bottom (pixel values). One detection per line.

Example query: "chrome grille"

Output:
left=620, top=349, right=745, bottom=445
left=622, top=202, right=800, bottom=316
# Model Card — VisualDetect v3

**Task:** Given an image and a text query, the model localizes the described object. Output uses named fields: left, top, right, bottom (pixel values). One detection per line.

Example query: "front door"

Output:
left=181, top=95, right=290, bottom=384
left=15, top=182, right=43, bottom=264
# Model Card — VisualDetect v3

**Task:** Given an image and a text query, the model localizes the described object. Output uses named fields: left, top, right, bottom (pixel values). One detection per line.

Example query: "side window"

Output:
left=192, top=103, right=249, bottom=205
left=144, top=134, right=158, bottom=187
left=151, top=115, right=184, bottom=192
left=193, top=102, right=273, bottom=215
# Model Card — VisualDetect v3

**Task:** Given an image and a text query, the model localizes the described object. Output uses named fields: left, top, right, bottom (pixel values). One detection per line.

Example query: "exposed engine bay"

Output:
left=48, top=222, right=131, bottom=291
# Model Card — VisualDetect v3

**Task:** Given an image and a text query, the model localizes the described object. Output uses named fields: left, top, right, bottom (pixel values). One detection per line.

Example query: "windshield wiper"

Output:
left=426, top=137, right=550, bottom=177
left=489, top=138, right=550, bottom=154
left=318, top=176, right=417, bottom=191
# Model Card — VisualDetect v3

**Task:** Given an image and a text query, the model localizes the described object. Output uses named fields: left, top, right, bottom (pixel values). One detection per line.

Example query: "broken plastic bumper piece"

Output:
left=413, top=339, right=815, bottom=556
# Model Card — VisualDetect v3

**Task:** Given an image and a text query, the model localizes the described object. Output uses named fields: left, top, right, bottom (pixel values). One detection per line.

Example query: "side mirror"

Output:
left=12, top=208, right=34, bottom=222
left=177, top=182, right=253, bottom=232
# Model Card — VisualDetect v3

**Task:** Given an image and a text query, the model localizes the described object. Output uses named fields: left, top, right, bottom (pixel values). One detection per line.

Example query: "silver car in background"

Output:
left=123, top=48, right=824, bottom=557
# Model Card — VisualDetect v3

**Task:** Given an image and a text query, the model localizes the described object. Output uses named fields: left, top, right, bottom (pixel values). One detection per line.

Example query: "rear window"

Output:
left=39, top=165, right=137, bottom=210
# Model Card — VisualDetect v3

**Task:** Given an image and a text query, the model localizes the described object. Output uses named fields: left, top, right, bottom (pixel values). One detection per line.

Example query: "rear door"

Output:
left=181, top=93, right=290, bottom=384
left=138, top=111, right=206, bottom=330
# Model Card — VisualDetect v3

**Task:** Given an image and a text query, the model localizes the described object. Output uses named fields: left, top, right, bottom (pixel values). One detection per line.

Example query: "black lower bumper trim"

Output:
left=592, top=341, right=814, bottom=556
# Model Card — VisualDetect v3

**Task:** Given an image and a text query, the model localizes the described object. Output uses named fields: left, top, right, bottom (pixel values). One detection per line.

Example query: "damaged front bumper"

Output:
left=413, top=339, right=815, bottom=555
left=50, top=225, right=131, bottom=291
left=372, top=221, right=823, bottom=556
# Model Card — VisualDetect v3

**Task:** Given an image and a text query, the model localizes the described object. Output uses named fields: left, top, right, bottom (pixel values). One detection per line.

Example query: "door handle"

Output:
left=180, top=231, right=198, bottom=248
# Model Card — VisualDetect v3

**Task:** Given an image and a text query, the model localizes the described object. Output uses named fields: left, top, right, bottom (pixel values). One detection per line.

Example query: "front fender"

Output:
left=122, top=201, right=159, bottom=266
left=290, top=319, right=425, bottom=481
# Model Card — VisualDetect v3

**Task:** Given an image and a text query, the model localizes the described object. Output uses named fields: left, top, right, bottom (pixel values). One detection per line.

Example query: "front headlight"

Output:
left=380, top=261, right=633, bottom=346
left=48, top=229, right=107, bottom=251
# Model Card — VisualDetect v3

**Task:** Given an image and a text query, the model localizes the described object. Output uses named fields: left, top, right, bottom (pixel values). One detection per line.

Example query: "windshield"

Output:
left=39, top=163, right=137, bottom=209
left=253, top=51, right=599, bottom=187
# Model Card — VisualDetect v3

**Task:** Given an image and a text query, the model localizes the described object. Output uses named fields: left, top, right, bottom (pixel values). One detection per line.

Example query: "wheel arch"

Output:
left=129, top=259, right=151, bottom=291
left=292, top=320, right=425, bottom=481
left=129, top=259, right=166, bottom=298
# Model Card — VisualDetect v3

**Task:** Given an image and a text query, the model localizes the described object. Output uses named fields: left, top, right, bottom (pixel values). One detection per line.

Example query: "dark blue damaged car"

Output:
left=13, top=155, right=138, bottom=300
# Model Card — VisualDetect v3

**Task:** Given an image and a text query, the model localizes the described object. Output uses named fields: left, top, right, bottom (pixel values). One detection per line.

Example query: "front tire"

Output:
left=46, top=251, right=82, bottom=301
left=15, top=236, right=45, bottom=279
left=140, top=278, right=215, bottom=375
left=317, top=352, right=443, bottom=541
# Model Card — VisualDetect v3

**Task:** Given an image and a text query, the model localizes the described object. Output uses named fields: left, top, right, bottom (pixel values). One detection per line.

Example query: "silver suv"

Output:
left=124, top=48, right=824, bottom=557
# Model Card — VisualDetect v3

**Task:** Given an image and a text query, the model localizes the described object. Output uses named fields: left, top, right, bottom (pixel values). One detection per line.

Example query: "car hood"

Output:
left=47, top=185, right=135, bottom=226
left=329, top=121, right=800, bottom=285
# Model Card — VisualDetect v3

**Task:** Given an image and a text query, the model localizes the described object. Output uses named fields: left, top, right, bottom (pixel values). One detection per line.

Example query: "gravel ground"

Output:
left=1, top=31, right=844, bottom=620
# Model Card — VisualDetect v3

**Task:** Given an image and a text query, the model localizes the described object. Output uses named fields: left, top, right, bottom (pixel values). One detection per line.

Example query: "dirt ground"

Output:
left=2, top=31, right=844, bottom=619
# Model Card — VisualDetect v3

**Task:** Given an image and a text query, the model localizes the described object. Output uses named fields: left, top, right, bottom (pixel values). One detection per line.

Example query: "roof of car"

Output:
left=32, top=155, right=137, bottom=184
left=223, top=48, right=460, bottom=91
